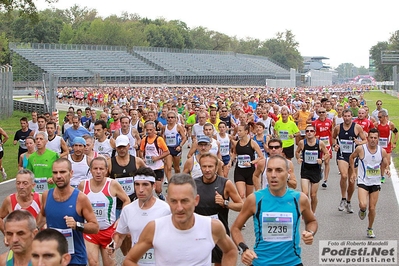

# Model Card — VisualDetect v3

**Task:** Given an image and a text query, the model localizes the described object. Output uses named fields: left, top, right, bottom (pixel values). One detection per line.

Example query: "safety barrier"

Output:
left=13, top=100, right=45, bottom=114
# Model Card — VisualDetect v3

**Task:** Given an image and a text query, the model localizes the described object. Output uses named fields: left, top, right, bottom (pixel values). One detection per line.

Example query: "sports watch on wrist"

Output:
left=238, top=242, right=249, bottom=255
left=224, top=200, right=229, bottom=207
left=306, top=230, right=315, bottom=236
left=76, top=221, right=85, bottom=232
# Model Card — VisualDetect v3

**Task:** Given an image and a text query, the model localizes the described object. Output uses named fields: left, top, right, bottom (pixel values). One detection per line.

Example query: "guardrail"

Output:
left=13, top=100, right=45, bottom=114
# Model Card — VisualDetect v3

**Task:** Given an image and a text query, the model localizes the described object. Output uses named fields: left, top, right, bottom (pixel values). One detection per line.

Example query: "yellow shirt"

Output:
left=207, top=118, right=221, bottom=132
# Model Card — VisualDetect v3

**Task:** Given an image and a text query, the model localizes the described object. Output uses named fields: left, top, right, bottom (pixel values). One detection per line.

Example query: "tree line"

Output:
left=369, top=31, right=399, bottom=81
left=2, top=2, right=397, bottom=81
left=0, top=5, right=303, bottom=70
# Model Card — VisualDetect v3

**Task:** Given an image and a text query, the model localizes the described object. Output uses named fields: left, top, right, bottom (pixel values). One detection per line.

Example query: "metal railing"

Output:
left=13, top=100, right=45, bottom=114
left=0, top=65, right=13, bottom=119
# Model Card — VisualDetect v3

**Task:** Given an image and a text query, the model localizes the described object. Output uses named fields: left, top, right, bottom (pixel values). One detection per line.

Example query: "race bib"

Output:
left=92, top=202, right=107, bottom=221
left=145, top=155, right=154, bottom=165
left=366, top=165, right=380, bottom=178
left=54, top=228, right=74, bottom=254
left=378, top=137, right=388, bottom=148
left=209, top=214, right=219, bottom=220
left=139, top=248, right=155, bottom=265
left=304, top=150, right=318, bottom=164
left=320, top=136, right=330, bottom=146
left=279, top=130, right=289, bottom=140
left=340, top=139, right=353, bottom=153
left=118, top=177, right=134, bottom=196
left=165, top=135, right=177, bottom=146
left=34, top=178, right=48, bottom=193
left=262, top=212, right=293, bottom=242
left=237, top=155, right=251, bottom=168
left=220, top=143, right=229, bottom=155
left=18, top=139, right=27, bottom=149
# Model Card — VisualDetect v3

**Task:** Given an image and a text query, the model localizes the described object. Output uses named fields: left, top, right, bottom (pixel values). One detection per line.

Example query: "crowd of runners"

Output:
left=0, top=83, right=394, bottom=266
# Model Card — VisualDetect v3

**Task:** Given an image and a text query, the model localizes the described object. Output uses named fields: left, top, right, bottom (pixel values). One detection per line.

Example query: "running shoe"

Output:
left=338, top=199, right=346, bottom=211
left=321, top=180, right=327, bottom=188
left=1, top=168, right=6, bottom=180
left=381, top=176, right=386, bottom=184
left=367, top=228, right=375, bottom=238
left=346, top=203, right=354, bottom=213
left=358, top=209, right=367, bottom=220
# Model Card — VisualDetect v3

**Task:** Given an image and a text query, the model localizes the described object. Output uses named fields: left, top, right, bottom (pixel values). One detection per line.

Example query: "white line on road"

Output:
left=390, top=163, right=399, bottom=206
left=0, top=178, right=15, bottom=185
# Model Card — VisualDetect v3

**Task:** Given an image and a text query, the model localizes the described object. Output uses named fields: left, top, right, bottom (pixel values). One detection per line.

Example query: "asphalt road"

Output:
left=3, top=98, right=399, bottom=265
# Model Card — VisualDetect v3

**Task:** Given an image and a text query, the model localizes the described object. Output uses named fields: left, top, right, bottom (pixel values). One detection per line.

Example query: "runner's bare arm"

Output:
left=123, top=221, right=155, bottom=266
left=76, top=192, right=99, bottom=234
left=212, top=219, right=238, bottom=265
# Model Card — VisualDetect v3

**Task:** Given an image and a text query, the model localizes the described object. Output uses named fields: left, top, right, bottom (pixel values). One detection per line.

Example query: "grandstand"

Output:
left=10, top=43, right=291, bottom=86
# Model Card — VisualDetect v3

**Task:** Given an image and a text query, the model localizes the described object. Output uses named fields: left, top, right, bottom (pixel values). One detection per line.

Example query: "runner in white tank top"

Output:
left=82, top=178, right=117, bottom=229
left=217, top=133, right=230, bottom=157
left=46, top=135, right=62, bottom=154
left=68, top=154, right=90, bottom=187
left=190, top=155, right=202, bottom=179
left=122, top=174, right=237, bottom=265
left=115, top=116, right=141, bottom=157
left=153, top=213, right=215, bottom=265
left=94, top=138, right=113, bottom=158
left=78, top=157, right=130, bottom=266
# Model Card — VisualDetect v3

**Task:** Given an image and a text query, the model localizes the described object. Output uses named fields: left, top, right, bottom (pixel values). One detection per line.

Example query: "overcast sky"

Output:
left=36, top=0, right=398, bottom=68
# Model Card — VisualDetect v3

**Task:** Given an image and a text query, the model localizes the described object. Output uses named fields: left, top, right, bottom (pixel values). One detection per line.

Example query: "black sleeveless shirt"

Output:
left=110, top=155, right=137, bottom=209
left=194, top=176, right=230, bottom=234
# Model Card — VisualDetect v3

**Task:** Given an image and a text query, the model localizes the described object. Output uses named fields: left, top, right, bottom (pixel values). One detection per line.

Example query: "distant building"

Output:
left=301, top=56, right=337, bottom=85
left=303, top=56, right=332, bottom=71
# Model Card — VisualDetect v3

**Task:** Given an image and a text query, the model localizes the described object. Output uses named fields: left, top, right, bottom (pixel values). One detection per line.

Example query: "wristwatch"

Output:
left=306, top=230, right=315, bottom=236
left=76, top=221, right=85, bottom=232
left=224, top=200, right=229, bottom=207
left=238, top=242, right=249, bottom=255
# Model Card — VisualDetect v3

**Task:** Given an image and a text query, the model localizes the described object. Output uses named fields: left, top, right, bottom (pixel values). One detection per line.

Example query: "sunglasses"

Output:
left=378, top=116, right=382, bottom=118
left=112, top=113, right=118, bottom=115
left=269, top=145, right=281, bottom=150
left=306, top=130, right=315, bottom=133
left=318, top=111, right=326, bottom=114
left=221, top=110, right=228, bottom=112
left=377, top=104, right=382, bottom=106
left=167, top=116, right=175, bottom=119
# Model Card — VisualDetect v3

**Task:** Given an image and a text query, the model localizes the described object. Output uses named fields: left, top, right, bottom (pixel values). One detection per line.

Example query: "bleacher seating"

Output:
left=10, top=43, right=290, bottom=85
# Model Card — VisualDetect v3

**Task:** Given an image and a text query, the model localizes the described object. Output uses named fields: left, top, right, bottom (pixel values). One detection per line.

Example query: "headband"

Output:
left=134, top=175, right=155, bottom=183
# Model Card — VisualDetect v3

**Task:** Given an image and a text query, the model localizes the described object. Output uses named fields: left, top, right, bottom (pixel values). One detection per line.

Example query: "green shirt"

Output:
left=274, top=120, right=299, bottom=148
left=27, top=149, right=60, bottom=191
left=186, top=114, right=196, bottom=125
left=349, top=107, right=359, bottom=117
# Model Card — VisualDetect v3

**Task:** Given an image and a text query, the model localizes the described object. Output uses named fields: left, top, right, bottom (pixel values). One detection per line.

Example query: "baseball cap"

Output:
left=197, top=136, right=211, bottom=144
left=115, top=135, right=129, bottom=147
left=73, top=137, right=86, bottom=146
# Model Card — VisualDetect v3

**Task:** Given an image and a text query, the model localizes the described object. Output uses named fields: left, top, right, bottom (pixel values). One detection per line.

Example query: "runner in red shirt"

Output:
left=242, top=98, right=253, bottom=114
left=312, top=107, right=333, bottom=188
left=353, top=108, right=374, bottom=136
left=376, top=110, right=398, bottom=183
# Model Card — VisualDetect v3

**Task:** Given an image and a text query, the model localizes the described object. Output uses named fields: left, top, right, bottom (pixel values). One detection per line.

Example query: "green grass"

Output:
left=364, top=90, right=399, bottom=167
left=1, top=110, right=67, bottom=181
